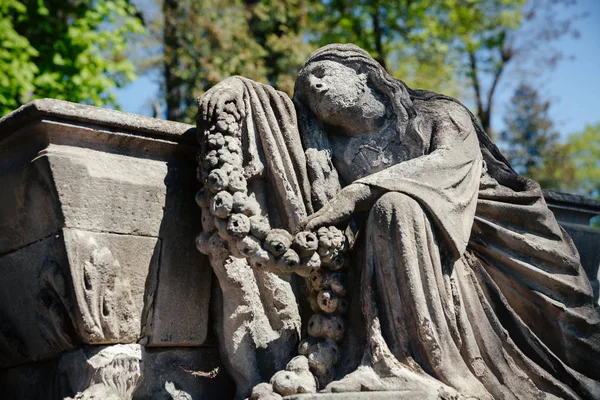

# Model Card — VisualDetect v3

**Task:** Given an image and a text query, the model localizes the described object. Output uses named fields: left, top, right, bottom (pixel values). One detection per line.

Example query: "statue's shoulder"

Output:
left=413, top=96, right=474, bottom=134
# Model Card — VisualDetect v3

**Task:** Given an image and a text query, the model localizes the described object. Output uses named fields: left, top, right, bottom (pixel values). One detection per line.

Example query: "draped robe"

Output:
left=349, top=98, right=600, bottom=399
left=201, top=77, right=311, bottom=398
left=201, top=75, right=600, bottom=399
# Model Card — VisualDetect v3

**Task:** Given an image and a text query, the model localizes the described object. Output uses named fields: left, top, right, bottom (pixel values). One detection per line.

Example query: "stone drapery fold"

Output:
left=199, top=77, right=313, bottom=398
left=350, top=98, right=600, bottom=399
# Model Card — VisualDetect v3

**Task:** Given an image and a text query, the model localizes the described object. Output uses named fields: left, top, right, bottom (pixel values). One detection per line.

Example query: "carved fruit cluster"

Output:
left=194, top=108, right=344, bottom=279
left=298, top=226, right=350, bottom=388
left=195, top=104, right=350, bottom=390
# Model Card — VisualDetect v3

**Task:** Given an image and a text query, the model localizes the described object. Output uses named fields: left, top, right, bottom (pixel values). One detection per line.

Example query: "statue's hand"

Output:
left=199, top=76, right=246, bottom=122
left=302, top=183, right=376, bottom=231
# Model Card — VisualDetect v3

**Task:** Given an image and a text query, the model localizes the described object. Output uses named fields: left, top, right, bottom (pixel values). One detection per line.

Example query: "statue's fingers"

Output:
left=304, top=219, right=317, bottom=231
left=234, top=94, right=245, bottom=118
left=203, top=89, right=221, bottom=121
left=214, top=94, right=229, bottom=117
left=201, top=95, right=211, bottom=121
left=302, top=207, right=328, bottom=229
left=204, top=88, right=225, bottom=121
left=298, top=216, right=312, bottom=231
left=305, top=214, right=330, bottom=231
left=207, top=90, right=223, bottom=120
left=229, top=101, right=241, bottom=120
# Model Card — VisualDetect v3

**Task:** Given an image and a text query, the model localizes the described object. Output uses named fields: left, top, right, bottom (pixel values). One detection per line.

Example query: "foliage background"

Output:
left=0, top=0, right=598, bottom=205
left=0, top=0, right=144, bottom=115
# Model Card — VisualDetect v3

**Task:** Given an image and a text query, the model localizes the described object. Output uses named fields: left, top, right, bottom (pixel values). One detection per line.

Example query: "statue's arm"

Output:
left=304, top=148, right=341, bottom=212
left=303, top=102, right=481, bottom=230
left=302, top=183, right=381, bottom=230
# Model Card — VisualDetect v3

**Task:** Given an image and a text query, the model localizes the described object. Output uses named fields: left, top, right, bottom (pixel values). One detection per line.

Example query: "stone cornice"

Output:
left=0, top=99, right=195, bottom=144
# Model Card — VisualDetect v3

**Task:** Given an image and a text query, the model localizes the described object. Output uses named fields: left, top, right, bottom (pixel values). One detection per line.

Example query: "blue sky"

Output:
left=541, top=0, right=600, bottom=136
left=116, top=0, right=599, bottom=138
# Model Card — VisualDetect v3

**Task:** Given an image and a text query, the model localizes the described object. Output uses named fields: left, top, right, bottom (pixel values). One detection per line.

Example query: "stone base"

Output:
left=0, top=344, right=235, bottom=400
left=286, top=391, right=442, bottom=400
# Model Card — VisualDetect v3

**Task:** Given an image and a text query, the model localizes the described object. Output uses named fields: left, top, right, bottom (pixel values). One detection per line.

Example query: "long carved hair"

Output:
left=293, top=44, right=524, bottom=197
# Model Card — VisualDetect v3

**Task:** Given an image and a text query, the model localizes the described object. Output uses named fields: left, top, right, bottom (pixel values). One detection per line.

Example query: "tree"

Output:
left=247, top=0, right=313, bottom=95
left=159, top=0, right=312, bottom=123
left=501, top=83, right=576, bottom=190
left=0, top=0, right=145, bottom=116
left=311, top=0, right=581, bottom=136
left=146, top=0, right=582, bottom=129
left=567, top=123, right=600, bottom=199
left=444, top=0, right=525, bottom=135
left=162, top=0, right=264, bottom=122
left=309, top=0, right=463, bottom=97
left=449, top=0, right=582, bottom=136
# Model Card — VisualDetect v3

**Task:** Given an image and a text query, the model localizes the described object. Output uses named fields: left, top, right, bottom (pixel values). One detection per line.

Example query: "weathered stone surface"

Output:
left=0, top=100, right=193, bottom=254
left=60, top=344, right=143, bottom=399
left=0, top=101, right=212, bottom=356
left=0, top=98, right=193, bottom=142
left=0, top=232, right=75, bottom=368
left=0, top=358, right=59, bottom=400
left=145, top=161, right=212, bottom=346
left=544, top=189, right=600, bottom=226
left=198, top=43, right=600, bottom=399
left=48, top=145, right=168, bottom=236
left=543, top=190, right=600, bottom=304
left=135, top=346, right=234, bottom=399
left=63, top=229, right=159, bottom=344
left=0, top=344, right=234, bottom=400
left=561, top=223, right=600, bottom=305
left=0, top=229, right=159, bottom=367
left=284, top=392, right=443, bottom=400
left=0, top=154, right=62, bottom=254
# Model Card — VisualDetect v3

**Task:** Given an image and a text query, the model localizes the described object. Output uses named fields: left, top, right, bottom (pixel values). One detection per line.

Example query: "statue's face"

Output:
left=300, top=60, right=367, bottom=123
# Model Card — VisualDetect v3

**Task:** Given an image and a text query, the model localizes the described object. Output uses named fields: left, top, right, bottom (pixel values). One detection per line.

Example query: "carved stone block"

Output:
left=0, top=233, right=74, bottom=368
left=0, top=229, right=159, bottom=367
left=134, top=346, right=234, bottom=399
left=0, top=100, right=213, bottom=370
left=0, top=153, right=62, bottom=254
left=60, top=344, right=143, bottom=399
left=47, top=145, right=168, bottom=237
left=145, top=162, right=213, bottom=347
left=0, top=344, right=234, bottom=400
left=62, top=229, right=160, bottom=344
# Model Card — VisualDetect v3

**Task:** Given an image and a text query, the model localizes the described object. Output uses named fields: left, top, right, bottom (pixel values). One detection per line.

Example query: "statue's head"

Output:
left=295, top=44, right=412, bottom=128
left=294, top=44, right=420, bottom=150
left=295, top=59, right=369, bottom=123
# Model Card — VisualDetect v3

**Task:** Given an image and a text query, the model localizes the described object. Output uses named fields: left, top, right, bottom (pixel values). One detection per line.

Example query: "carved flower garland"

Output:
left=195, top=106, right=350, bottom=389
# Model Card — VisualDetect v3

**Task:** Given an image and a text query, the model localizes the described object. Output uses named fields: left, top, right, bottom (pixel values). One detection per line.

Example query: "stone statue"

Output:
left=196, top=44, right=600, bottom=399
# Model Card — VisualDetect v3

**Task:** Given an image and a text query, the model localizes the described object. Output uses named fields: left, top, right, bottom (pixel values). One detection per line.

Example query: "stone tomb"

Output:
left=0, top=99, right=234, bottom=399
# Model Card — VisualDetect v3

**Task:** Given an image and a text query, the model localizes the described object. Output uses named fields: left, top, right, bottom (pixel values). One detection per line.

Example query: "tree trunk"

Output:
left=479, top=109, right=491, bottom=134
left=467, top=49, right=494, bottom=136
left=163, top=0, right=183, bottom=121
left=372, top=3, right=387, bottom=71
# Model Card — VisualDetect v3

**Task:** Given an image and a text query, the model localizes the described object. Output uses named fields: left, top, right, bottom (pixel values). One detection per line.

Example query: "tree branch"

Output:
left=372, top=2, right=387, bottom=70
left=486, top=61, right=507, bottom=129
left=468, top=49, right=483, bottom=120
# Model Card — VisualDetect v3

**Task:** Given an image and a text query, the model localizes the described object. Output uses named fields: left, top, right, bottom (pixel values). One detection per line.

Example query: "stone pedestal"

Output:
left=1, top=99, right=599, bottom=399
left=0, top=100, right=232, bottom=398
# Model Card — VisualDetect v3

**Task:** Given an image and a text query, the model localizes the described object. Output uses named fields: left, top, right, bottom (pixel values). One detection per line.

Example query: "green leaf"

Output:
left=0, top=0, right=146, bottom=115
